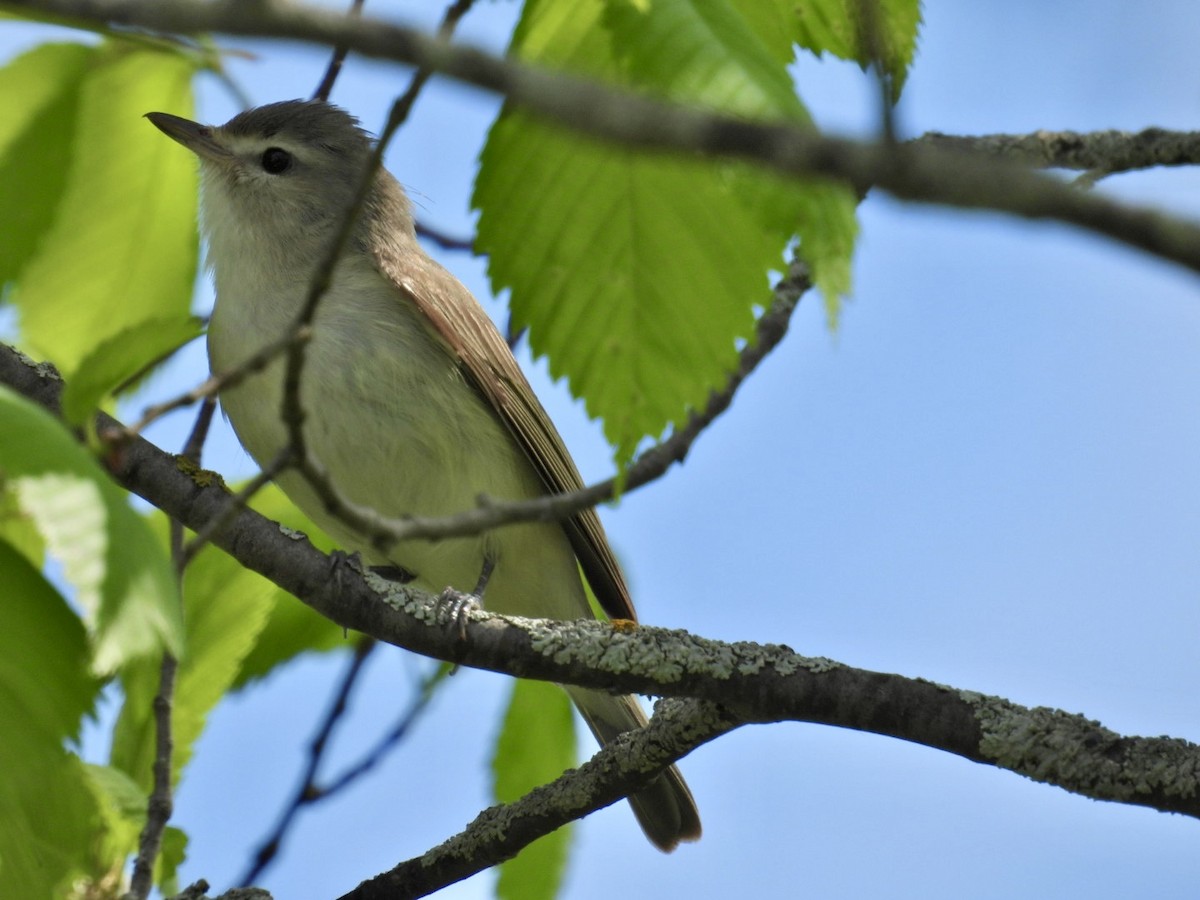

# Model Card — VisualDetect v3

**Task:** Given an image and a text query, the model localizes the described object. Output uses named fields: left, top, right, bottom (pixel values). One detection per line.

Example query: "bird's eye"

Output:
left=260, top=147, right=292, bottom=174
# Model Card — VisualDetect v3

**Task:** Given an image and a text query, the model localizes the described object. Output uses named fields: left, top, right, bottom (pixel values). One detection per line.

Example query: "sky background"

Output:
left=7, top=1, right=1200, bottom=898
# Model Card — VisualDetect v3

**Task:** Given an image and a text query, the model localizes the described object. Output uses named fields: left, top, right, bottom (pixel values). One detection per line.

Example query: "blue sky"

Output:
left=6, top=2, right=1200, bottom=898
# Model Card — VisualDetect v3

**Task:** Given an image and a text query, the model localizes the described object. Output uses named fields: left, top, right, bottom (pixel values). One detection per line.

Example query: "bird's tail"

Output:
left=565, top=686, right=701, bottom=852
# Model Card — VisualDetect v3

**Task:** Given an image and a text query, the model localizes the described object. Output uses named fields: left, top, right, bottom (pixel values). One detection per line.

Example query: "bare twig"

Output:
left=275, top=0, right=479, bottom=553
left=340, top=698, right=735, bottom=900
left=125, top=324, right=311, bottom=438
left=855, top=0, right=897, bottom=144
left=916, top=127, right=1200, bottom=173
left=125, top=397, right=215, bottom=899
left=320, top=663, right=448, bottom=795
left=311, top=0, right=364, bottom=101
left=238, top=649, right=445, bottom=887
left=5, top=346, right=1200, bottom=843
left=240, top=638, right=368, bottom=886
left=124, top=655, right=178, bottom=900
left=413, top=220, right=475, bottom=253
left=180, top=395, right=217, bottom=462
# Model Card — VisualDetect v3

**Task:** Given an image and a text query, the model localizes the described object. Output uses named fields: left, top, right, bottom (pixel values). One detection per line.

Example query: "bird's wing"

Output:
left=372, top=241, right=637, bottom=623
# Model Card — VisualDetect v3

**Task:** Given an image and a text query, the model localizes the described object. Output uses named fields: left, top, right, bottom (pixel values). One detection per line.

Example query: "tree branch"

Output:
left=2, top=343, right=1198, bottom=833
left=917, top=127, right=1200, bottom=173
left=10, top=0, right=1200, bottom=274
left=339, top=699, right=736, bottom=900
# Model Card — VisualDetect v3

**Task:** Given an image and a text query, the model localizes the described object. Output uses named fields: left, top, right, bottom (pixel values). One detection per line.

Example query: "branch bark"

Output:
left=10, top=0, right=1200, bottom=274
left=2, top=342, right=1198, bottom=848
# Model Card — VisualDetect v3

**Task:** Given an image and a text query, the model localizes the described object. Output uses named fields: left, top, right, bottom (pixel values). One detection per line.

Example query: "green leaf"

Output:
left=0, top=539, right=103, bottom=899
left=61, top=314, right=203, bottom=425
left=157, top=825, right=188, bottom=896
left=0, top=485, right=45, bottom=567
left=109, top=536, right=274, bottom=792
left=0, top=385, right=183, bottom=672
left=82, top=763, right=189, bottom=894
left=492, top=679, right=576, bottom=900
left=232, top=484, right=349, bottom=690
left=111, top=484, right=345, bottom=791
left=83, top=763, right=146, bottom=863
left=475, top=0, right=858, bottom=462
left=0, top=42, right=93, bottom=286
left=790, top=0, right=923, bottom=98
left=10, top=40, right=199, bottom=374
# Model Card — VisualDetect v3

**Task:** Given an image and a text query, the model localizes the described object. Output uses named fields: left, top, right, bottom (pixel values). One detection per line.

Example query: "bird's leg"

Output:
left=438, top=555, right=495, bottom=642
left=368, top=563, right=417, bottom=584
left=472, top=555, right=496, bottom=596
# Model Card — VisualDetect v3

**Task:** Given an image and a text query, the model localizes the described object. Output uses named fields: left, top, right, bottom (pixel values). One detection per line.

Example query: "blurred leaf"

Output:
left=83, top=763, right=144, bottom=865
left=0, top=485, right=45, bottom=567
left=492, top=679, right=575, bottom=900
left=0, top=385, right=183, bottom=672
left=475, top=0, right=857, bottom=462
left=62, top=314, right=203, bottom=425
left=10, top=40, right=199, bottom=374
left=232, top=484, right=351, bottom=689
left=0, top=539, right=102, bottom=899
left=111, top=484, right=346, bottom=790
left=157, top=825, right=188, bottom=895
left=790, top=0, right=923, bottom=98
left=83, top=763, right=189, bottom=895
left=0, top=42, right=92, bottom=286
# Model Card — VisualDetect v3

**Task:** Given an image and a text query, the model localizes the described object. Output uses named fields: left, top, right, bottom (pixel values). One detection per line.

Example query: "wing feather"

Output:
left=369, top=229, right=636, bottom=622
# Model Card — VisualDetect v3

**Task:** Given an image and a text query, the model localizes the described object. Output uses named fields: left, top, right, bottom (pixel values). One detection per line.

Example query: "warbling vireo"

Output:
left=146, top=100, right=700, bottom=851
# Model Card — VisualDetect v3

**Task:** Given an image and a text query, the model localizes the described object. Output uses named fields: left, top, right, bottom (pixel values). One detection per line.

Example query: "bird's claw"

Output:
left=437, top=587, right=481, bottom=641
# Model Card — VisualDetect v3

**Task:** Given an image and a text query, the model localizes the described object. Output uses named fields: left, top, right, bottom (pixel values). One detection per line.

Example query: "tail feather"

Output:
left=565, top=686, right=701, bottom=852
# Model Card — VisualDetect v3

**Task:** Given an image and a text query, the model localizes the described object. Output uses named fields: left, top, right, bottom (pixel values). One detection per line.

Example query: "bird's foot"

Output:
left=436, top=587, right=481, bottom=641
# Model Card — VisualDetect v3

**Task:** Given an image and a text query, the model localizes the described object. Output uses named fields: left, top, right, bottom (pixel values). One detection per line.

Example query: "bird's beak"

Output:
left=145, top=112, right=231, bottom=163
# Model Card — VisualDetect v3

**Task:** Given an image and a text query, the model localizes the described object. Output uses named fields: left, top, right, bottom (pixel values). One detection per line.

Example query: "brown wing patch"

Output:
left=371, top=232, right=636, bottom=622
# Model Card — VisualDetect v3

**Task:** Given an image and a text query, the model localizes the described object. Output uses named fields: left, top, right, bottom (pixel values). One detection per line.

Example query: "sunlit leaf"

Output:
left=493, top=679, right=576, bottom=900
left=0, top=42, right=92, bottom=286
left=790, top=0, right=923, bottom=98
left=62, top=314, right=203, bottom=425
left=0, top=540, right=102, bottom=898
left=0, top=386, right=183, bottom=672
left=11, top=41, right=199, bottom=373
left=475, top=0, right=857, bottom=462
left=111, top=484, right=346, bottom=791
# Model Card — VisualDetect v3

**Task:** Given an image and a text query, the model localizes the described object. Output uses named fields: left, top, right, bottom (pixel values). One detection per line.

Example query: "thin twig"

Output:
left=856, top=0, right=896, bottom=144
left=321, top=662, right=449, bottom=795
left=339, top=699, right=735, bottom=900
left=124, top=398, right=214, bottom=898
left=298, top=257, right=810, bottom=550
left=239, top=651, right=448, bottom=887
left=277, top=0, right=479, bottom=549
left=238, top=637, right=375, bottom=886
left=413, top=219, right=475, bottom=253
left=123, top=654, right=178, bottom=900
left=311, top=0, right=365, bottom=101
left=915, top=127, right=1200, bottom=173
left=125, top=324, right=311, bottom=438
left=180, top=395, right=217, bottom=461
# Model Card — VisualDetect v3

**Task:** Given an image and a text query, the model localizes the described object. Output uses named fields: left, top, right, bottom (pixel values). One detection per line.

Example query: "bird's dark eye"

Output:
left=260, top=147, right=292, bottom=174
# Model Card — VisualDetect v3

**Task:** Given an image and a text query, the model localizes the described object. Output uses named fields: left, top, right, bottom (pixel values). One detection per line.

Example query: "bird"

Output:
left=146, top=99, right=701, bottom=851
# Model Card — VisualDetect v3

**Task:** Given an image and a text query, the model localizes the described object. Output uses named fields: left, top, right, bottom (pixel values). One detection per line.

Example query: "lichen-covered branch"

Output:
left=918, top=127, right=1200, bottom=173
left=341, top=699, right=735, bottom=900
left=0, top=342, right=1196, bottom=830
